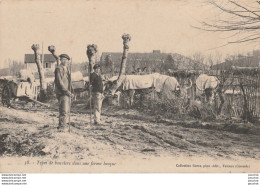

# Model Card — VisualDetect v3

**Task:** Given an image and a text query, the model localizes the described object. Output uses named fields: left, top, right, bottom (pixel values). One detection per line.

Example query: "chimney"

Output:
left=153, top=50, right=160, bottom=54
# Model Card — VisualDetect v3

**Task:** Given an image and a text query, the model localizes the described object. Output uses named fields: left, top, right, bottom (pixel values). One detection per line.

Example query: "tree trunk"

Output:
left=89, top=56, right=95, bottom=74
left=109, top=34, right=131, bottom=95
left=239, top=81, right=253, bottom=122
left=217, top=89, right=225, bottom=115
left=32, top=44, right=47, bottom=101
left=87, top=44, right=98, bottom=73
left=111, top=61, right=114, bottom=75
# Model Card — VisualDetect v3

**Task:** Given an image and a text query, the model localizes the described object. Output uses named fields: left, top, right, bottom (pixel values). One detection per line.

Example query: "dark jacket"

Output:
left=90, top=72, right=103, bottom=93
left=54, top=65, right=71, bottom=95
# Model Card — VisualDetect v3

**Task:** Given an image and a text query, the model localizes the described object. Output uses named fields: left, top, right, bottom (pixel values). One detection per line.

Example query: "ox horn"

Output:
left=184, top=79, right=192, bottom=90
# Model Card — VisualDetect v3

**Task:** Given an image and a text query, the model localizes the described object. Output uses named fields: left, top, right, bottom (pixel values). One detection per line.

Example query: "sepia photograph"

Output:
left=0, top=0, right=259, bottom=173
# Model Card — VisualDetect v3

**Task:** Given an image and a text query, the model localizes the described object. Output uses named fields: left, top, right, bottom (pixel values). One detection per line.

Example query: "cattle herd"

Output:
left=103, top=72, right=221, bottom=111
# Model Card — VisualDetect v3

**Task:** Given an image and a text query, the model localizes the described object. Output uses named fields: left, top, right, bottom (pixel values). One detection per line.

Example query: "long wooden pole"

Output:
left=69, top=57, right=72, bottom=133
left=89, top=59, right=92, bottom=124
left=42, top=41, right=44, bottom=68
left=27, top=97, right=50, bottom=107
left=87, top=44, right=97, bottom=124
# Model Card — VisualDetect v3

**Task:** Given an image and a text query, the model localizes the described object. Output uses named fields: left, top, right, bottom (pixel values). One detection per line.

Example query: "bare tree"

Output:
left=107, top=33, right=131, bottom=95
left=163, top=55, right=178, bottom=71
left=31, top=44, right=47, bottom=100
left=191, top=52, right=205, bottom=70
left=206, top=54, right=214, bottom=67
left=196, top=1, right=260, bottom=120
left=199, top=0, right=260, bottom=44
left=215, top=51, right=223, bottom=73
left=8, top=60, right=25, bottom=77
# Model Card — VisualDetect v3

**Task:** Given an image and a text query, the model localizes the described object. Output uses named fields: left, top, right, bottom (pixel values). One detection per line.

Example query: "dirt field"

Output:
left=0, top=99, right=259, bottom=164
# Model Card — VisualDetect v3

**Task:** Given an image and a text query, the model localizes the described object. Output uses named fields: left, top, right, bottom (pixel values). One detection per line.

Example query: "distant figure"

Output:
left=135, top=67, right=147, bottom=75
left=54, top=54, right=73, bottom=132
left=136, top=68, right=142, bottom=75
left=90, top=64, right=104, bottom=124
left=135, top=68, right=146, bottom=75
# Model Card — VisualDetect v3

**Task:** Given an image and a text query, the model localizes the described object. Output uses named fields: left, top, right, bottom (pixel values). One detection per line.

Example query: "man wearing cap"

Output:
left=54, top=54, right=72, bottom=131
left=90, top=64, right=104, bottom=124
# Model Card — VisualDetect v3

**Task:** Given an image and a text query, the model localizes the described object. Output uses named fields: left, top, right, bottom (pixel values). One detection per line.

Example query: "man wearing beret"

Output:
left=54, top=54, right=73, bottom=131
left=90, top=64, right=104, bottom=124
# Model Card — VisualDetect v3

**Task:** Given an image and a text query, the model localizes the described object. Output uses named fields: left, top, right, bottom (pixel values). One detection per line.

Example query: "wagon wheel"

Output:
left=2, top=85, right=12, bottom=107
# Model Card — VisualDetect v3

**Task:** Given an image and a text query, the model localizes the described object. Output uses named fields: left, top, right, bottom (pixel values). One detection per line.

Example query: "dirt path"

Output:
left=0, top=102, right=260, bottom=162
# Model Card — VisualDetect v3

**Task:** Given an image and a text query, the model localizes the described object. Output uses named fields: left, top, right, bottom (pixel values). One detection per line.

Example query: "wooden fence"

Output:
left=171, top=69, right=260, bottom=120
left=222, top=68, right=260, bottom=119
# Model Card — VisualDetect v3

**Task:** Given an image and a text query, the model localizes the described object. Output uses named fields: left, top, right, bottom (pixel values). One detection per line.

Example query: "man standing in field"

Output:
left=90, top=64, right=104, bottom=124
left=54, top=54, right=73, bottom=131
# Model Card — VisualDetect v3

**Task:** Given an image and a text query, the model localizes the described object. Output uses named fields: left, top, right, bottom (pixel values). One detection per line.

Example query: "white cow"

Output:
left=105, top=73, right=181, bottom=106
left=196, top=74, right=220, bottom=104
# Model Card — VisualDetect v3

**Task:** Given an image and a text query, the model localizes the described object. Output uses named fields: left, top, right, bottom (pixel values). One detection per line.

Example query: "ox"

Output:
left=105, top=73, right=182, bottom=107
left=196, top=74, right=222, bottom=105
left=196, top=74, right=225, bottom=114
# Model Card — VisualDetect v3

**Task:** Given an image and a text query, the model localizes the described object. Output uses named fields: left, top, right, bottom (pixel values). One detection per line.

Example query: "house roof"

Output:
left=100, top=52, right=205, bottom=70
left=24, top=54, right=56, bottom=63
left=101, top=52, right=169, bottom=62
left=212, top=55, right=260, bottom=70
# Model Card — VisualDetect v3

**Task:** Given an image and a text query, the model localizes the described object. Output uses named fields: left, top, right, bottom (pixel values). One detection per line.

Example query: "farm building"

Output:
left=212, top=51, right=260, bottom=70
left=24, top=54, right=56, bottom=72
left=100, top=50, right=205, bottom=74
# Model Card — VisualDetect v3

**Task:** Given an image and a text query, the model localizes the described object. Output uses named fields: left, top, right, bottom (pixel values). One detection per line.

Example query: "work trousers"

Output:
left=93, top=92, right=103, bottom=124
left=57, top=94, right=70, bottom=128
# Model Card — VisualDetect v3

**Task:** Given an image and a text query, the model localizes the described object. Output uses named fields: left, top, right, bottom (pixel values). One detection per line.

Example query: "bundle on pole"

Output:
left=69, top=57, right=72, bottom=133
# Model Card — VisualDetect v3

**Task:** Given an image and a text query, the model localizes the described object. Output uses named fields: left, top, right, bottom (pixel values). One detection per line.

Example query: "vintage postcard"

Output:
left=0, top=0, right=259, bottom=173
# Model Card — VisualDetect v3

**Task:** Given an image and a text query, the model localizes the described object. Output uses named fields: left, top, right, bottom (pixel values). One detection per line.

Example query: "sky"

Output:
left=0, top=0, right=259, bottom=69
